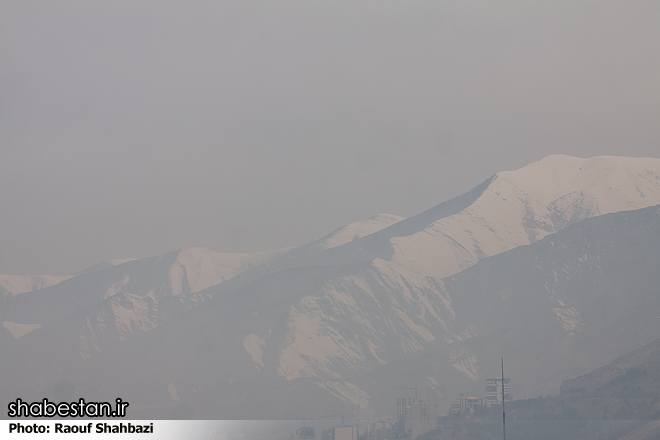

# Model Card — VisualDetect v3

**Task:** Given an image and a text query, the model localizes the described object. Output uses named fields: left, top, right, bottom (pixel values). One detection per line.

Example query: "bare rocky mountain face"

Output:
left=1, top=155, right=660, bottom=419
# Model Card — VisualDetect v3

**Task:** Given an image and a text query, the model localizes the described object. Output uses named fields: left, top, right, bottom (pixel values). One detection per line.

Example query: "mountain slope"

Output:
left=0, top=212, right=406, bottom=348
left=4, top=203, right=659, bottom=419
left=258, top=155, right=660, bottom=409
left=0, top=247, right=287, bottom=347
left=386, top=155, right=660, bottom=280
left=293, top=202, right=660, bottom=415
left=421, top=202, right=660, bottom=404
left=2, top=155, right=660, bottom=419
left=0, top=274, right=74, bottom=296
left=307, top=213, right=406, bottom=252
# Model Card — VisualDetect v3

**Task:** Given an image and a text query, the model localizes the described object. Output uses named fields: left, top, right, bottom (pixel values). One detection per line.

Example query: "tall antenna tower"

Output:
left=502, top=357, right=506, bottom=440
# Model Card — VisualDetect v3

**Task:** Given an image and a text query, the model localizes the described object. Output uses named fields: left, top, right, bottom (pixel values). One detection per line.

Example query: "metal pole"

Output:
left=502, top=357, right=506, bottom=440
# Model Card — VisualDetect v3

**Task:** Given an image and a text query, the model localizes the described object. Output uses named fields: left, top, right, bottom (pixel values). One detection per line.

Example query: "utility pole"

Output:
left=502, top=357, right=506, bottom=440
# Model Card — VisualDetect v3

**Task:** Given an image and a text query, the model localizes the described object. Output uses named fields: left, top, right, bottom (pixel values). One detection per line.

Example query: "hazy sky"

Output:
left=2, top=1, right=659, bottom=275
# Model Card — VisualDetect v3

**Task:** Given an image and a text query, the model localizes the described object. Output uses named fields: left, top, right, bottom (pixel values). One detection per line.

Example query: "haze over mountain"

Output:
left=425, top=337, right=660, bottom=440
left=1, top=155, right=659, bottom=419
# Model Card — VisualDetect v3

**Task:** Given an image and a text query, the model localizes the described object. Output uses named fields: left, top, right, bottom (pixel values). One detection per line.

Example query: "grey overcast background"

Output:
left=1, top=1, right=659, bottom=275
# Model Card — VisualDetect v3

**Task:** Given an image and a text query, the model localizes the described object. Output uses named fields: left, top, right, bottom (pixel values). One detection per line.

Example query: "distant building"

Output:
left=397, top=397, right=437, bottom=438
left=292, top=426, right=315, bottom=440
left=485, top=377, right=511, bottom=406
left=450, top=395, right=483, bottom=415
left=396, top=397, right=415, bottom=428
left=396, top=397, right=411, bottom=433
left=407, top=402, right=437, bottom=438
left=334, top=426, right=358, bottom=440
left=321, top=429, right=333, bottom=440
left=366, top=421, right=394, bottom=440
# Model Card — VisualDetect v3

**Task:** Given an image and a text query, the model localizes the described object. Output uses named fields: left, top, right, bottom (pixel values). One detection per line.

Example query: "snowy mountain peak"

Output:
left=387, top=155, right=660, bottom=280
left=497, top=155, right=660, bottom=210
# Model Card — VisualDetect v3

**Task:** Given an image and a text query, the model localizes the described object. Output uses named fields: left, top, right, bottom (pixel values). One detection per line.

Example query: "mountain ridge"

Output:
left=2, top=155, right=660, bottom=419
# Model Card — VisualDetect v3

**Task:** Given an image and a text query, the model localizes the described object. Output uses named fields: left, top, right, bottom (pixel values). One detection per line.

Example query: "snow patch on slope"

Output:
left=0, top=275, right=73, bottom=296
left=111, top=293, right=159, bottom=341
left=427, top=377, right=444, bottom=398
left=243, top=334, right=266, bottom=369
left=167, top=383, right=180, bottom=401
left=104, top=275, right=131, bottom=300
left=316, top=381, right=370, bottom=409
left=171, top=247, right=289, bottom=294
left=553, top=305, right=584, bottom=336
left=371, top=258, right=454, bottom=330
left=450, top=356, right=480, bottom=381
left=278, top=294, right=364, bottom=381
left=79, top=316, right=102, bottom=359
left=366, top=339, right=386, bottom=364
left=2, top=321, right=42, bottom=338
left=310, top=214, right=405, bottom=251
left=277, top=260, right=457, bottom=384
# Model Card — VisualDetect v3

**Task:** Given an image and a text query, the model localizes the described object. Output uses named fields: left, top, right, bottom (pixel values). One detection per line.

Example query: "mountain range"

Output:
left=2, top=154, right=660, bottom=419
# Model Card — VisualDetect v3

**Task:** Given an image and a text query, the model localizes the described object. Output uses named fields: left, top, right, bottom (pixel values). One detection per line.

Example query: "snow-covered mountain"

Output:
left=1, top=247, right=290, bottom=345
left=0, top=275, right=75, bottom=332
left=307, top=213, right=406, bottom=252
left=2, top=155, right=660, bottom=419
left=0, top=213, right=403, bottom=346
left=260, top=155, right=660, bottom=406
left=0, top=274, right=74, bottom=296
left=389, top=203, right=660, bottom=407
left=348, top=154, right=660, bottom=280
